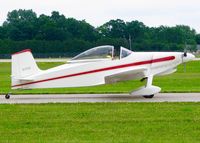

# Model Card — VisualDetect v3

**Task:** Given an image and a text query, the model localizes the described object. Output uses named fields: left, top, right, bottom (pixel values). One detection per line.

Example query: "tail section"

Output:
left=11, top=49, right=41, bottom=88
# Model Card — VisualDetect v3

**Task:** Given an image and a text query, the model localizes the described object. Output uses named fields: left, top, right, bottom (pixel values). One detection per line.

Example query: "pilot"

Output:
left=106, top=50, right=113, bottom=59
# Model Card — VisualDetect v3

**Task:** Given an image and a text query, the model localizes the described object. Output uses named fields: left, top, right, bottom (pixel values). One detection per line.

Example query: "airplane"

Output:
left=5, top=45, right=195, bottom=99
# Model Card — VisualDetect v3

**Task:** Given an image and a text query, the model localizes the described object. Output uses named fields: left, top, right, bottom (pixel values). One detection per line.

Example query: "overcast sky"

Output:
left=1, top=0, right=200, bottom=32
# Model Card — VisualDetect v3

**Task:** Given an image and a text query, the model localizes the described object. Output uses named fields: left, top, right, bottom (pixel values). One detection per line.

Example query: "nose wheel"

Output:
left=5, top=93, right=11, bottom=99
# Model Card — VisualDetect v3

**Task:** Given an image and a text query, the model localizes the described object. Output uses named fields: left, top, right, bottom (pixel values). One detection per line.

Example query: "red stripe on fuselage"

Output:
left=12, top=56, right=175, bottom=87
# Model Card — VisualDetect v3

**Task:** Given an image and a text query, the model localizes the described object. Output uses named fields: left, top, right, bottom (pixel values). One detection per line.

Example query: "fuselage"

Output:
left=12, top=52, right=194, bottom=89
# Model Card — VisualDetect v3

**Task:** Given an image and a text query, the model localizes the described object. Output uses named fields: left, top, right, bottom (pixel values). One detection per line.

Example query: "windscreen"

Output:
left=71, top=45, right=114, bottom=61
left=120, top=47, right=133, bottom=59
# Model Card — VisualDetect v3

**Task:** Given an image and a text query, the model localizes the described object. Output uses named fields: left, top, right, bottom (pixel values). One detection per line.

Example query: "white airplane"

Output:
left=5, top=45, right=195, bottom=99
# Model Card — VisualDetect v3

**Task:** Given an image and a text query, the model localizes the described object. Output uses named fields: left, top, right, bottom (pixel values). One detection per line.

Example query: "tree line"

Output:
left=0, top=9, right=199, bottom=58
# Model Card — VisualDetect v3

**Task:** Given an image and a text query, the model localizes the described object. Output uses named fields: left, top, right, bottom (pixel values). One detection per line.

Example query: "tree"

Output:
left=35, top=12, right=70, bottom=41
left=97, top=19, right=126, bottom=38
left=65, top=18, right=98, bottom=41
left=125, top=20, right=146, bottom=42
left=78, top=20, right=99, bottom=41
left=3, top=9, right=37, bottom=40
left=175, top=25, right=196, bottom=44
left=0, top=27, right=6, bottom=39
left=196, top=34, right=200, bottom=44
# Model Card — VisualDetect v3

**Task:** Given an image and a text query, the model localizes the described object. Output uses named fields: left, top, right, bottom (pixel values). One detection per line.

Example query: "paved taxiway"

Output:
left=0, top=93, right=200, bottom=104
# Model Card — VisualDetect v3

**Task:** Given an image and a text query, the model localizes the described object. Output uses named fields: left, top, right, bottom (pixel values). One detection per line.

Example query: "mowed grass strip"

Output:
left=0, top=61, right=200, bottom=94
left=0, top=103, right=200, bottom=143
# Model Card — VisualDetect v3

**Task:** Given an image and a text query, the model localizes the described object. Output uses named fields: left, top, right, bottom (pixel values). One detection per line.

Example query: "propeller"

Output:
left=183, top=51, right=187, bottom=57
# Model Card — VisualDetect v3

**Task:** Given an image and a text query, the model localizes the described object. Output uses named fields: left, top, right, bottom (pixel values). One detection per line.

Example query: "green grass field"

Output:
left=1, top=103, right=200, bottom=143
left=0, top=61, right=200, bottom=94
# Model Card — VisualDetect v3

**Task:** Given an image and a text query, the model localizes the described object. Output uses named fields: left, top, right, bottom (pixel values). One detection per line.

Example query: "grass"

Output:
left=0, top=61, right=200, bottom=94
left=1, top=103, right=200, bottom=143
left=195, top=54, right=200, bottom=58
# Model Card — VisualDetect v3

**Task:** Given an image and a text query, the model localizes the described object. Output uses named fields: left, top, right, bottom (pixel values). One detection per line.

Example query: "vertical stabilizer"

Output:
left=11, top=49, right=41, bottom=88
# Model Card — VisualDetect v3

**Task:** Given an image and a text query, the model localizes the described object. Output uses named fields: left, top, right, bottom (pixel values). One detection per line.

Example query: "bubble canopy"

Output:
left=69, top=45, right=132, bottom=63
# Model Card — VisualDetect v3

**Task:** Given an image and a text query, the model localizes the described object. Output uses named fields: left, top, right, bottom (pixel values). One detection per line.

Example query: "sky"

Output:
left=0, top=0, right=200, bottom=33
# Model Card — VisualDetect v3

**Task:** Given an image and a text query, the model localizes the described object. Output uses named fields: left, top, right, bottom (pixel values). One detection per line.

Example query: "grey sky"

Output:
left=1, top=0, right=200, bottom=32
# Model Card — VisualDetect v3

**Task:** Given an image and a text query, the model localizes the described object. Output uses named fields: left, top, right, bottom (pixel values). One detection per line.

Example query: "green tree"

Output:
left=35, top=12, right=70, bottom=41
left=125, top=20, right=146, bottom=42
left=65, top=18, right=98, bottom=41
left=97, top=19, right=126, bottom=38
left=4, top=9, right=37, bottom=40
left=0, top=27, right=6, bottom=39
left=195, top=34, right=200, bottom=44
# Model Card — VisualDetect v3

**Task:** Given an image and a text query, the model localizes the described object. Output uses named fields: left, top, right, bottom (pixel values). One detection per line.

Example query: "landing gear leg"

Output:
left=143, top=75, right=155, bottom=98
left=146, top=75, right=153, bottom=88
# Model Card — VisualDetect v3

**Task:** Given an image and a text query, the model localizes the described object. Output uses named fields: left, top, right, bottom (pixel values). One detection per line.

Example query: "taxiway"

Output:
left=0, top=93, right=200, bottom=104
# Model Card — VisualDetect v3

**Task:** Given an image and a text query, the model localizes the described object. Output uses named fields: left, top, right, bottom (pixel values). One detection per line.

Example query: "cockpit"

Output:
left=69, top=45, right=133, bottom=63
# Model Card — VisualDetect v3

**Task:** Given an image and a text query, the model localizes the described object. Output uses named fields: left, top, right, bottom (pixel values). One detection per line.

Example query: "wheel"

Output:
left=143, top=94, right=154, bottom=98
left=5, top=94, right=10, bottom=99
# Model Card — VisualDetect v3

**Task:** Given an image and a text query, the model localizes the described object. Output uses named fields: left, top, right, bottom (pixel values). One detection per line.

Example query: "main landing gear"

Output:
left=130, top=75, right=161, bottom=98
left=5, top=93, right=11, bottom=99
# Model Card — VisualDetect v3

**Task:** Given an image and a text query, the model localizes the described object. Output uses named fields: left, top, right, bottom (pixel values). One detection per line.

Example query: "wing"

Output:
left=105, top=68, right=147, bottom=84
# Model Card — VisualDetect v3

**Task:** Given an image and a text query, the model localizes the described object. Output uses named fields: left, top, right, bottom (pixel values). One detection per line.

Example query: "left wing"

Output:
left=105, top=68, right=147, bottom=84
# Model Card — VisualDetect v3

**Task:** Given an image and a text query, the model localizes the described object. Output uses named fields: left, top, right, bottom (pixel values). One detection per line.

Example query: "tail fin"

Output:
left=11, top=49, right=41, bottom=82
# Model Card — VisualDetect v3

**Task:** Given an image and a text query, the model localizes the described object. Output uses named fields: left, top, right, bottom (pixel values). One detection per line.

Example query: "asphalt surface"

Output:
left=0, top=93, right=200, bottom=104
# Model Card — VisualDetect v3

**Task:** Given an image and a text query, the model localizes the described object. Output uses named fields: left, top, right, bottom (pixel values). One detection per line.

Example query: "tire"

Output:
left=5, top=94, right=10, bottom=99
left=143, top=94, right=154, bottom=98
